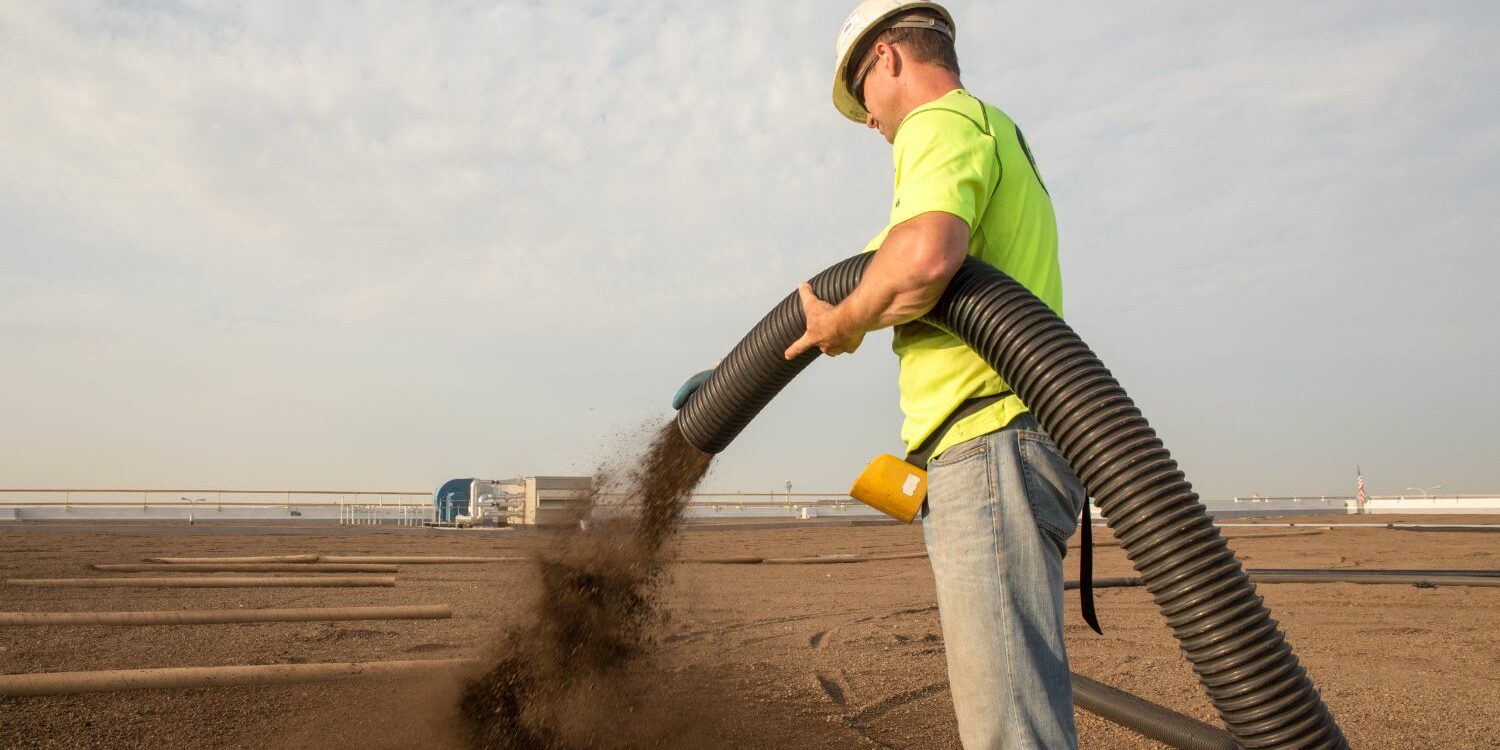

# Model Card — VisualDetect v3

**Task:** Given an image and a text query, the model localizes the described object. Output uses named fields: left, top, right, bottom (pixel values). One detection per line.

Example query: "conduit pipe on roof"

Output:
left=0, top=605, right=452, bottom=627
left=1252, top=568, right=1500, bottom=577
left=761, top=551, right=931, bottom=565
left=691, top=555, right=767, bottom=564
left=1062, top=570, right=1500, bottom=591
left=1251, top=572, right=1500, bottom=587
left=675, top=253, right=1348, bottom=749
left=92, top=563, right=397, bottom=574
left=317, top=556, right=524, bottom=564
left=146, top=554, right=319, bottom=564
left=1066, top=529, right=1323, bottom=551
left=0, top=659, right=478, bottom=697
left=1073, top=673, right=1238, bottom=750
left=1064, top=577, right=1145, bottom=591
left=6, top=576, right=395, bottom=588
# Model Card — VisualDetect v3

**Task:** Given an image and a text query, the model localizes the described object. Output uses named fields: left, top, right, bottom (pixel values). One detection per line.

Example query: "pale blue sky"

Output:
left=2, top=1, right=1496, bottom=499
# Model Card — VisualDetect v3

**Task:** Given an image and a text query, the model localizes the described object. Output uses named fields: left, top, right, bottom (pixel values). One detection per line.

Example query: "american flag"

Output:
left=1355, top=466, right=1368, bottom=512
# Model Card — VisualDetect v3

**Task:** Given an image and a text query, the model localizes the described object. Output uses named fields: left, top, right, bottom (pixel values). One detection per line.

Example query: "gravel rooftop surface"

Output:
left=1, top=515, right=1497, bottom=749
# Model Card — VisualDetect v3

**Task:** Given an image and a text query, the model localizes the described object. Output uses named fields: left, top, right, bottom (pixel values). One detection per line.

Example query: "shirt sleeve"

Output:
left=888, top=107, right=999, bottom=235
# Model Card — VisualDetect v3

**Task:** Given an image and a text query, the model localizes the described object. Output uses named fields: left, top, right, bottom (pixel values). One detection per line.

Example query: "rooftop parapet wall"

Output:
left=1351, top=496, right=1500, bottom=514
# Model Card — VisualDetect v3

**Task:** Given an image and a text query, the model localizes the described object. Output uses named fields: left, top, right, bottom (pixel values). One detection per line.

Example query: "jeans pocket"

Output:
left=1017, top=433, right=1083, bottom=552
left=928, top=435, right=988, bottom=468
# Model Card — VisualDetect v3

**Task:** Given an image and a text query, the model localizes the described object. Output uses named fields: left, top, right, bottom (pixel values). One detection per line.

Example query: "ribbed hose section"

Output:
left=677, top=254, right=874, bottom=454
left=676, top=254, right=1348, bottom=750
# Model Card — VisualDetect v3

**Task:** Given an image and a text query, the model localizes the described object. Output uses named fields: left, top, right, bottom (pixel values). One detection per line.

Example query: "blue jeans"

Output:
left=921, top=414, right=1082, bottom=749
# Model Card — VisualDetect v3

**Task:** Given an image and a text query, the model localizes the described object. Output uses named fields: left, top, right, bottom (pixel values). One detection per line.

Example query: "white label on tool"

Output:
left=902, top=473, right=920, bottom=496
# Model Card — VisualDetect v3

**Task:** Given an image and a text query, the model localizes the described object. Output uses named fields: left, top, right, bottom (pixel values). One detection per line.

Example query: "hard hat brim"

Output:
left=833, top=78, right=870, bottom=124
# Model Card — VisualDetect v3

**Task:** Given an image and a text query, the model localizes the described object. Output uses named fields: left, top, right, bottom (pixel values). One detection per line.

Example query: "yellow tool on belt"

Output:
left=851, top=392, right=1104, bottom=635
left=849, top=454, right=928, bottom=523
left=848, top=393, right=1009, bottom=523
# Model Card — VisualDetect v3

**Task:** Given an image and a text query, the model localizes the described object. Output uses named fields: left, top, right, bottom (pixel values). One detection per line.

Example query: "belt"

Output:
left=908, top=392, right=1103, bottom=635
left=904, top=392, right=1012, bottom=470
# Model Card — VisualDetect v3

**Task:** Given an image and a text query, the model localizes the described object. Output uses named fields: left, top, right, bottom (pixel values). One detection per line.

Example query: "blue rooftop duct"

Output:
left=433, top=478, right=475, bottom=523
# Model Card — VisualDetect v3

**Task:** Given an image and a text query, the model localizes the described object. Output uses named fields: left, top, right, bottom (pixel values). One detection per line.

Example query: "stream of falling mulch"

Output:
left=459, top=421, right=714, bottom=749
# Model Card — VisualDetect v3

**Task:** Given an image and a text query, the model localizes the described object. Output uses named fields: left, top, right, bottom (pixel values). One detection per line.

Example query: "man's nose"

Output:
left=865, top=113, right=878, bottom=129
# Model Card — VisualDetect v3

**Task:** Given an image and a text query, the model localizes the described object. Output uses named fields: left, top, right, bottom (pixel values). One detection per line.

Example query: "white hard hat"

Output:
left=832, top=0, right=955, bottom=123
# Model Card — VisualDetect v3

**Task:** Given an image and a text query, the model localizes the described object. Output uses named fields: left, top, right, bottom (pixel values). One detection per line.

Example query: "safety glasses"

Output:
left=852, top=49, right=882, bottom=109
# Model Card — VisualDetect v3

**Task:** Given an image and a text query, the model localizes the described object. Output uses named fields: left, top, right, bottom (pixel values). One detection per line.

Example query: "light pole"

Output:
left=182, top=497, right=205, bottom=525
left=1404, top=485, right=1443, bottom=499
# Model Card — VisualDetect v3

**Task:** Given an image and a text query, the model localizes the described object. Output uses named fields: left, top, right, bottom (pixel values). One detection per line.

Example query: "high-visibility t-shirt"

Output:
left=861, top=89, right=1063, bottom=459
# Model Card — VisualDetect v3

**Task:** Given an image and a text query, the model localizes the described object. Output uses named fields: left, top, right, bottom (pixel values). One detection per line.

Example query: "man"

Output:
left=797, top=2, right=1087, bottom=747
left=678, top=2, right=1085, bottom=747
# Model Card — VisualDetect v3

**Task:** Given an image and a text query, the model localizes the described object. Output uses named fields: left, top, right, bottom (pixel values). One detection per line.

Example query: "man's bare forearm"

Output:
left=784, top=211, right=969, bottom=359
left=835, top=212, right=969, bottom=334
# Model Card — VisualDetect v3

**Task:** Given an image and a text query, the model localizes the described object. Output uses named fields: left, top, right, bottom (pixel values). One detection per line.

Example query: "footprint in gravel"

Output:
left=815, top=673, right=847, bottom=706
left=310, top=627, right=395, bottom=642
left=403, top=642, right=455, bottom=653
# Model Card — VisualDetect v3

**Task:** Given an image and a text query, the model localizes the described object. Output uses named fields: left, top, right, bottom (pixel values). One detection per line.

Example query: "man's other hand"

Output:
left=784, top=282, right=866, bottom=360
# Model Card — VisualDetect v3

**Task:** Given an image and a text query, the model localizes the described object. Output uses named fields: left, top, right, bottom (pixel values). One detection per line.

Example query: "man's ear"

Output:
left=882, top=42, right=902, bottom=78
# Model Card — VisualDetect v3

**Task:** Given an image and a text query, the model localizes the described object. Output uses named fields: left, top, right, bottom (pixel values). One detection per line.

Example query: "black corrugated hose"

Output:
left=676, top=253, right=1349, bottom=750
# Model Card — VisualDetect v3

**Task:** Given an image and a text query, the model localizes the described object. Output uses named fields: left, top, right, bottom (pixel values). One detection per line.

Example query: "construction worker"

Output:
left=677, top=2, right=1083, bottom=746
left=795, top=5, right=1085, bottom=746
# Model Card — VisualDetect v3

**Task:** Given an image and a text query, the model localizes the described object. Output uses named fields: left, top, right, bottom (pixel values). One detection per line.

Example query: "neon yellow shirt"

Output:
left=861, top=89, right=1063, bottom=458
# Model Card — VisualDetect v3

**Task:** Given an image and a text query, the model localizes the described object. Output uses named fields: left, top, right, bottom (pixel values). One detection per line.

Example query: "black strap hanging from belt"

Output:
left=1078, top=500, right=1101, bottom=634
left=907, top=393, right=1102, bottom=635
